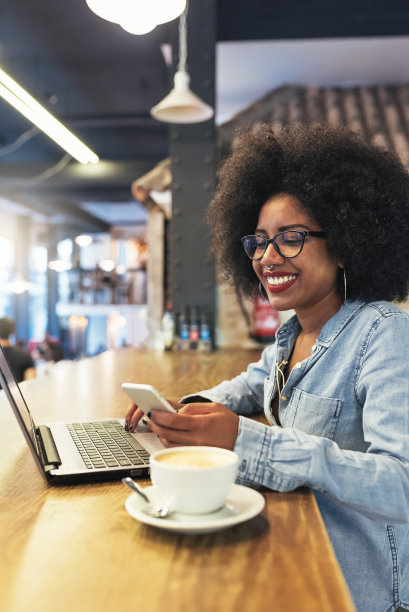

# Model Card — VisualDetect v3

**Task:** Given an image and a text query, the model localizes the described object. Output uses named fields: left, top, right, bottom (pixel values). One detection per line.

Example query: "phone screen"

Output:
left=121, top=383, right=176, bottom=414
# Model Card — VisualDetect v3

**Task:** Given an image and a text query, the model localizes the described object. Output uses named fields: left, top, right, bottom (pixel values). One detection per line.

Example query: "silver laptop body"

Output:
left=0, top=346, right=163, bottom=485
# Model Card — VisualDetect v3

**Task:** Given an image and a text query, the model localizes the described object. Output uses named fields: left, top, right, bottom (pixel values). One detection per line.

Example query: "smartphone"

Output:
left=121, top=383, right=177, bottom=415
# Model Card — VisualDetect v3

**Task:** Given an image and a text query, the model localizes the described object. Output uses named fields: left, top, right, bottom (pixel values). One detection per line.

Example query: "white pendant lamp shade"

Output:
left=150, top=70, right=214, bottom=124
left=150, top=2, right=214, bottom=124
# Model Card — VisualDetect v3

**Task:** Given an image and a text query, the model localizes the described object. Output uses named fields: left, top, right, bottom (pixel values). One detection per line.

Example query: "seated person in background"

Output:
left=0, top=317, right=36, bottom=382
left=35, top=332, right=64, bottom=363
left=126, top=123, right=409, bottom=612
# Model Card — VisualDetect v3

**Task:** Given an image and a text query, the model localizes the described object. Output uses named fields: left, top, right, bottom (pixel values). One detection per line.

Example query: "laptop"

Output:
left=0, top=345, right=164, bottom=485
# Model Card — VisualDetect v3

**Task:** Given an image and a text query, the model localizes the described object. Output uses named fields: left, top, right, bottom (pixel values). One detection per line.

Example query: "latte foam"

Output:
left=155, top=450, right=233, bottom=468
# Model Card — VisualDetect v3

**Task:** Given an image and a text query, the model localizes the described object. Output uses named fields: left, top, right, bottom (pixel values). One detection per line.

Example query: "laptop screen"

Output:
left=0, top=345, right=39, bottom=454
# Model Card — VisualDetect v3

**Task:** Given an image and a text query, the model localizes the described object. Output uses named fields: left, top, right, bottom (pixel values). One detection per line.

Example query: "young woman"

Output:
left=126, top=124, right=409, bottom=612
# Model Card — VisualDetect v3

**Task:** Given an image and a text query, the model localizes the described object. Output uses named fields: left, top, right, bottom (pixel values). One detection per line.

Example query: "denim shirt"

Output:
left=184, top=300, right=409, bottom=612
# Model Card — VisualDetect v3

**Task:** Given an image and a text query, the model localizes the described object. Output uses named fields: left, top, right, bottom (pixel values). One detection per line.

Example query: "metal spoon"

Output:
left=122, top=477, right=170, bottom=518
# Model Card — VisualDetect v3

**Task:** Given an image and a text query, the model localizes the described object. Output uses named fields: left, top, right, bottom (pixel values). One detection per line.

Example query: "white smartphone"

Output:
left=121, top=383, right=177, bottom=415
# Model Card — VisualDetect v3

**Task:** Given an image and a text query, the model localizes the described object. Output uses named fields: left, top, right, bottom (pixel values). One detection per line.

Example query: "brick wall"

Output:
left=215, top=282, right=261, bottom=348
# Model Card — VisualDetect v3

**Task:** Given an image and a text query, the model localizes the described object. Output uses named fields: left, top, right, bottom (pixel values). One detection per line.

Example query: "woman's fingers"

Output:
left=148, top=403, right=239, bottom=450
left=125, top=402, right=138, bottom=421
left=125, top=399, right=239, bottom=450
left=125, top=403, right=145, bottom=431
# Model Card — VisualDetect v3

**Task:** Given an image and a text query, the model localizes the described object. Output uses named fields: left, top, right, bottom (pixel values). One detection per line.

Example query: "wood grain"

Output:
left=0, top=349, right=355, bottom=612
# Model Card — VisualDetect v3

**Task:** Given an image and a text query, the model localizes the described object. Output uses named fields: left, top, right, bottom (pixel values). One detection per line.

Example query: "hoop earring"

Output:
left=343, top=269, right=347, bottom=302
left=259, top=282, right=268, bottom=299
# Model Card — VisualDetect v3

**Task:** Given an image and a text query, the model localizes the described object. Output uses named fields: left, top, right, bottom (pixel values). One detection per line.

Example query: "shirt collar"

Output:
left=317, top=300, right=365, bottom=346
left=276, top=300, right=366, bottom=348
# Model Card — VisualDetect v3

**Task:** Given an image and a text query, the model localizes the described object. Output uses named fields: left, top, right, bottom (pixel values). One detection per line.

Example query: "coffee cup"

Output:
left=149, top=446, right=239, bottom=514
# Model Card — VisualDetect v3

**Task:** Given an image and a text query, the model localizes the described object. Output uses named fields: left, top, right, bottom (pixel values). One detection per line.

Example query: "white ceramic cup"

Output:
left=149, top=446, right=239, bottom=514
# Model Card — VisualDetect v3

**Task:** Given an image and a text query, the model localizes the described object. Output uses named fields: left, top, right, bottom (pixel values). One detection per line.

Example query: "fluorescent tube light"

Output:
left=0, top=68, right=99, bottom=165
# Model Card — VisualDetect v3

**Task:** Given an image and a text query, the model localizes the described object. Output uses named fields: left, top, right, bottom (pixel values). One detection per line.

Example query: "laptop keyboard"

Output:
left=66, top=420, right=150, bottom=470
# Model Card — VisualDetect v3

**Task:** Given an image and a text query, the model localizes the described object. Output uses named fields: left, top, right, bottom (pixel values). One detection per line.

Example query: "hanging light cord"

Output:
left=177, top=2, right=188, bottom=73
left=0, top=126, right=39, bottom=157
left=0, top=153, right=71, bottom=189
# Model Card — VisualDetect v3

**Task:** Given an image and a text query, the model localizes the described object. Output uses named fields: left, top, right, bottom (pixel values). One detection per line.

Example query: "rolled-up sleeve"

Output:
left=181, top=344, right=277, bottom=416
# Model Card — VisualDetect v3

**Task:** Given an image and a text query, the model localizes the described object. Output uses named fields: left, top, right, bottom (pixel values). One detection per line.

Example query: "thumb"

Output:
left=167, top=399, right=184, bottom=411
left=178, top=402, right=214, bottom=415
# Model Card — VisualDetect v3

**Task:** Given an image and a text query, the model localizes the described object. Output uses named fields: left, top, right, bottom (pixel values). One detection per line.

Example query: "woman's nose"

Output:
left=261, top=242, right=285, bottom=266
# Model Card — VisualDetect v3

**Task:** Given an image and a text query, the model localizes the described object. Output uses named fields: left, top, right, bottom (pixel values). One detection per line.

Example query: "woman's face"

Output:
left=253, top=193, right=342, bottom=317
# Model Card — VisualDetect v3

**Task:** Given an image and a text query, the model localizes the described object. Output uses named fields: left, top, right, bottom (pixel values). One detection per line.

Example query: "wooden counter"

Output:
left=0, top=349, right=355, bottom=612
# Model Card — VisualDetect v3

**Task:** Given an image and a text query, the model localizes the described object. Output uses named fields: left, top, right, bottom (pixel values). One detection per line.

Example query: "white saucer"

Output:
left=125, top=484, right=265, bottom=534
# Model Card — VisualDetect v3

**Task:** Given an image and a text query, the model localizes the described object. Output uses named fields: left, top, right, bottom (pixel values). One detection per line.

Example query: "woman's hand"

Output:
left=124, top=403, right=145, bottom=431
left=125, top=399, right=184, bottom=432
left=148, top=401, right=240, bottom=450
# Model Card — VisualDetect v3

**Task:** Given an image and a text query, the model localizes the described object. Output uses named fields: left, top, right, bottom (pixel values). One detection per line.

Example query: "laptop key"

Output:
left=67, top=420, right=151, bottom=470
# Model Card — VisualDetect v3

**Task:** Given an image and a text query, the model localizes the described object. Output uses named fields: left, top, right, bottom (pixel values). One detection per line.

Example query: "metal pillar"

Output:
left=168, top=0, right=216, bottom=339
left=14, top=215, right=30, bottom=343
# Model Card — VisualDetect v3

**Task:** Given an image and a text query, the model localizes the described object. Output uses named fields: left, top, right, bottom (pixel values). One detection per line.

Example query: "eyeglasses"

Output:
left=241, top=230, right=328, bottom=260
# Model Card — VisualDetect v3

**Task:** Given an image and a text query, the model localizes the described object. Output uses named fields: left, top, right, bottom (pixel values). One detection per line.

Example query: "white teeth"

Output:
left=267, top=275, right=296, bottom=286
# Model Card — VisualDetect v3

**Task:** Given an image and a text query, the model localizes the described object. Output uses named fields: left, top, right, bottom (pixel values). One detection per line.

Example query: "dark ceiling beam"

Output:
left=218, top=0, right=409, bottom=40
left=27, top=187, right=139, bottom=202
left=4, top=193, right=111, bottom=233
left=0, top=159, right=157, bottom=189
left=65, top=114, right=166, bottom=128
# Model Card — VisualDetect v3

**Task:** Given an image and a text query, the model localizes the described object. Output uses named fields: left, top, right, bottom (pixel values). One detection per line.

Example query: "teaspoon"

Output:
left=122, top=477, right=170, bottom=519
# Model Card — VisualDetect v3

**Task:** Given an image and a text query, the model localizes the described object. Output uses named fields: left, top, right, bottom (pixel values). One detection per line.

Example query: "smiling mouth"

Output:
left=266, top=274, right=297, bottom=293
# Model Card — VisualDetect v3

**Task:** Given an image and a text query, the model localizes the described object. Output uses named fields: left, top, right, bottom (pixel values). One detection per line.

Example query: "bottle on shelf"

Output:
left=199, top=310, right=212, bottom=352
left=161, top=303, right=175, bottom=351
left=176, top=312, right=190, bottom=352
left=188, top=307, right=200, bottom=350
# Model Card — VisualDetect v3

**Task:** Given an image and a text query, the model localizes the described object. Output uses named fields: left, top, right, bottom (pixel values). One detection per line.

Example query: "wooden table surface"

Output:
left=0, top=348, right=355, bottom=612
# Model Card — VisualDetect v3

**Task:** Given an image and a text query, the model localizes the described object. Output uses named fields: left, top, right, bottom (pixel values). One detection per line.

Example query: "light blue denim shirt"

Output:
left=184, top=300, right=409, bottom=612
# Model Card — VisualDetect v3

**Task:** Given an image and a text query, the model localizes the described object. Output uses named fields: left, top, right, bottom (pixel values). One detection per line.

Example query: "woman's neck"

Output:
left=295, top=292, right=343, bottom=339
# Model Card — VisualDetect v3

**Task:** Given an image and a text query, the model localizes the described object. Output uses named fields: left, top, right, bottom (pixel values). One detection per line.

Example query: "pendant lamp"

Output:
left=85, top=0, right=186, bottom=34
left=150, top=3, right=214, bottom=124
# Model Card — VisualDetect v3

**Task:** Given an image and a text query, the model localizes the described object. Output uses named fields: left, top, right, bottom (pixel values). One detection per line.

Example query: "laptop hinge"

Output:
left=37, top=425, right=62, bottom=471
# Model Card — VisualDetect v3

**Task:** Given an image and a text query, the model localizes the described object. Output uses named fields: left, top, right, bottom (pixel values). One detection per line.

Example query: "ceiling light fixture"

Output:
left=85, top=0, right=186, bottom=35
left=150, top=2, right=214, bottom=124
left=6, top=276, right=34, bottom=294
left=99, top=259, right=115, bottom=272
left=0, top=68, right=99, bottom=165
left=75, top=235, right=93, bottom=247
left=48, top=260, right=73, bottom=272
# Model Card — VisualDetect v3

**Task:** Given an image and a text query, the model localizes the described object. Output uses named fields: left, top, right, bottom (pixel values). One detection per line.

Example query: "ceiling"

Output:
left=1, top=0, right=409, bottom=235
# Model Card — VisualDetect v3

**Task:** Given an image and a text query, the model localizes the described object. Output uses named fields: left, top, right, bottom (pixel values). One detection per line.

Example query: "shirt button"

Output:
left=295, top=362, right=302, bottom=369
left=311, top=344, right=317, bottom=352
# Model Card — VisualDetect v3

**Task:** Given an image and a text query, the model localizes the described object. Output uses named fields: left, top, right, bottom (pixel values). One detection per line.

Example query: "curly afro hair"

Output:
left=207, top=122, right=409, bottom=302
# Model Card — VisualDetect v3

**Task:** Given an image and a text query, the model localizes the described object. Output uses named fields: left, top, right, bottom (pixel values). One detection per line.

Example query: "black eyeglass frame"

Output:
left=241, top=230, right=328, bottom=260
